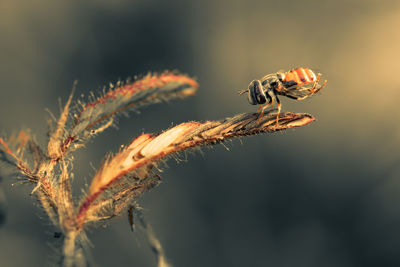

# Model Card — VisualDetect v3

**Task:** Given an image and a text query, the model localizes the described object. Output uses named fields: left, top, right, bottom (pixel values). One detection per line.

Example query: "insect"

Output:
left=238, top=67, right=327, bottom=125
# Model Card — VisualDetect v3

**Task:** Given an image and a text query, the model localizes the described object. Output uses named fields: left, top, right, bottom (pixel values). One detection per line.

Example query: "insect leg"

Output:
left=308, top=73, right=327, bottom=94
left=309, top=73, right=321, bottom=93
left=275, top=96, right=281, bottom=126
left=291, top=79, right=326, bottom=100
left=256, top=103, right=271, bottom=123
left=315, top=79, right=327, bottom=93
left=256, top=90, right=274, bottom=123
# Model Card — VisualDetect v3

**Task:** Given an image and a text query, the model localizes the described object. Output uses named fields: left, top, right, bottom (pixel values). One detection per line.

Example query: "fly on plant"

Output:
left=238, top=67, right=327, bottom=124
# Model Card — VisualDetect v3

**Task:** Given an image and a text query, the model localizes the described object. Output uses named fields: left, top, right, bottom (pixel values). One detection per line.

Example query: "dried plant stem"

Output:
left=62, top=231, right=78, bottom=267
left=144, top=223, right=170, bottom=267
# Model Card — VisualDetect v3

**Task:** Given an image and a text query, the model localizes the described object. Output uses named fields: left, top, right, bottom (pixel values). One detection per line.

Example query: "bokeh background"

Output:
left=1, top=0, right=400, bottom=266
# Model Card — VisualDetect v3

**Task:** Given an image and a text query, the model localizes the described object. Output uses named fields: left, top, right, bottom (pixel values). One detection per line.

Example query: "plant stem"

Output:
left=61, top=231, right=79, bottom=267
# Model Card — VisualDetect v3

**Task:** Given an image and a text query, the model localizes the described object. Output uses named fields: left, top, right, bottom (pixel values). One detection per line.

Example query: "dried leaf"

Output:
left=47, top=91, right=74, bottom=159
left=77, top=111, right=315, bottom=227
left=58, top=72, right=198, bottom=159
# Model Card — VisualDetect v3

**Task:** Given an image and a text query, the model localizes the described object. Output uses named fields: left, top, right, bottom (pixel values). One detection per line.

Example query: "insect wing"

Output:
left=279, top=86, right=314, bottom=100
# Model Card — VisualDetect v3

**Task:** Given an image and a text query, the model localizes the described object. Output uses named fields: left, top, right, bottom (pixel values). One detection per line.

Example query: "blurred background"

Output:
left=1, top=0, right=400, bottom=266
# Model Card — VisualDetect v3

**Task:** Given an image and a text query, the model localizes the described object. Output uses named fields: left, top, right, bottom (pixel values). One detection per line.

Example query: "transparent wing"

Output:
left=279, top=86, right=314, bottom=100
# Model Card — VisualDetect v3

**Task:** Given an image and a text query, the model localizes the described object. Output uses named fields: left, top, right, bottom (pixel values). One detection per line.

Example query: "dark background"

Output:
left=1, top=0, right=400, bottom=266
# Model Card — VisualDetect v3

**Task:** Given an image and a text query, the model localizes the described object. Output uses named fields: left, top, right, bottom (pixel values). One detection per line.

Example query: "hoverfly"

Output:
left=239, top=67, right=327, bottom=124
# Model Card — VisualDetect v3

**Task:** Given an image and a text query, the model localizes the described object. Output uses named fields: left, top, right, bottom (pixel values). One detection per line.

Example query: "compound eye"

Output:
left=248, top=80, right=267, bottom=105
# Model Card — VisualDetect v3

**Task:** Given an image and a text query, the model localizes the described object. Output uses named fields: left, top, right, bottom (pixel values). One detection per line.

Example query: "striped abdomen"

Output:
left=281, top=68, right=317, bottom=87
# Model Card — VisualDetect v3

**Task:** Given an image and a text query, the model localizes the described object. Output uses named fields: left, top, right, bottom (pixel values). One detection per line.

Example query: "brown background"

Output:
left=1, top=0, right=400, bottom=266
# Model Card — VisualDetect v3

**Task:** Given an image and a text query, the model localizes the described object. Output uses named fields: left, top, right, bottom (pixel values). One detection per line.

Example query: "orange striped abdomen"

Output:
left=282, top=68, right=317, bottom=87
